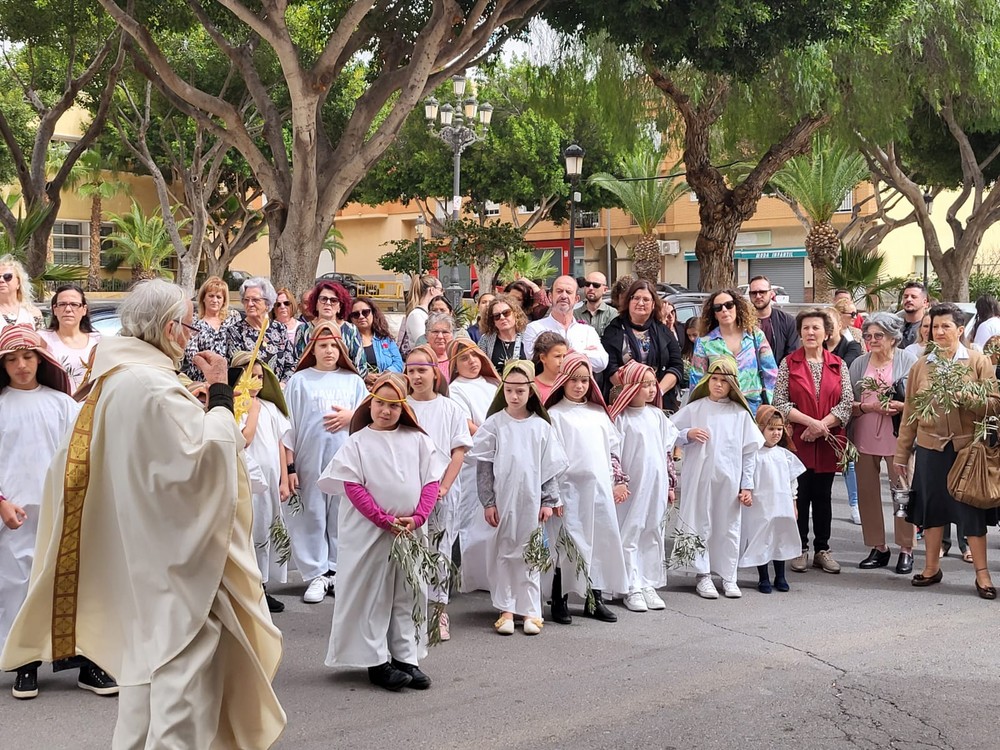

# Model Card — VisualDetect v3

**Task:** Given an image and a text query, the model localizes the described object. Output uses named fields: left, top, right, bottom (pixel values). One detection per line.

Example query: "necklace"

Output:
left=2, top=310, right=19, bottom=325
left=497, top=337, right=517, bottom=366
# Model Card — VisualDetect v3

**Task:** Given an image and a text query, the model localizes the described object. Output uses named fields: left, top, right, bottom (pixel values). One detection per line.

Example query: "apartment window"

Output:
left=52, top=221, right=87, bottom=265
left=836, top=191, right=854, bottom=213
left=484, top=201, right=501, bottom=217
left=517, top=204, right=539, bottom=214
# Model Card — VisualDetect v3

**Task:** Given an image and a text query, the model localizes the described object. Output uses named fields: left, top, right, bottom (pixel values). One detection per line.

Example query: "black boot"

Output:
left=368, top=662, right=412, bottom=691
left=773, top=560, right=789, bottom=592
left=859, top=548, right=891, bottom=569
left=550, top=568, right=572, bottom=624
left=584, top=589, right=618, bottom=622
left=390, top=659, right=431, bottom=690
left=756, top=564, right=773, bottom=594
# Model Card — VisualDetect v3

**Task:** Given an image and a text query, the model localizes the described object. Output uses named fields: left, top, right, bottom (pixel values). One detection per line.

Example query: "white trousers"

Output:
left=285, top=485, right=339, bottom=582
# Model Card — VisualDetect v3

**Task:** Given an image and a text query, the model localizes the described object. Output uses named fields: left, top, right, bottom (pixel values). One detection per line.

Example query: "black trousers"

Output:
left=796, top=469, right=836, bottom=553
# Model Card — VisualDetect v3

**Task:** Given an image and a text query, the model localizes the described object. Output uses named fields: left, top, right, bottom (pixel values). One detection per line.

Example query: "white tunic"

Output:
left=739, top=446, right=805, bottom=567
left=241, top=400, right=292, bottom=585
left=448, top=376, right=499, bottom=592
left=546, top=400, right=629, bottom=597
left=283, top=367, right=368, bottom=581
left=671, top=398, right=763, bottom=581
left=0, top=386, right=79, bottom=648
left=465, top=410, right=568, bottom=618
left=318, top=426, right=448, bottom=668
left=613, top=406, right=679, bottom=594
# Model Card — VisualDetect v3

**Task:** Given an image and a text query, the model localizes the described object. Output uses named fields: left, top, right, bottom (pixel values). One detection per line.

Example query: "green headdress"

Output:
left=486, top=359, right=550, bottom=423
left=231, top=350, right=289, bottom=417
left=688, top=355, right=752, bottom=415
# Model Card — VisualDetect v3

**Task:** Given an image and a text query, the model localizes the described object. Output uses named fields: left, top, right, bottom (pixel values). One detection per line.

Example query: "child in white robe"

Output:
left=467, top=360, right=568, bottom=636
left=0, top=325, right=116, bottom=699
left=671, top=356, right=764, bottom=600
left=232, top=351, right=293, bottom=613
left=543, top=351, right=629, bottom=625
left=607, top=360, right=679, bottom=613
left=318, top=373, right=448, bottom=691
left=405, top=345, right=472, bottom=642
left=447, top=339, right=502, bottom=594
left=739, top=405, right=805, bottom=593
left=283, top=321, right=368, bottom=604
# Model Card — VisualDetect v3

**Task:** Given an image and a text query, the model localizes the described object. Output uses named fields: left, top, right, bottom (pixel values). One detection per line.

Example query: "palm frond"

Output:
left=106, top=200, right=185, bottom=278
left=497, top=249, right=560, bottom=285
left=769, top=134, right=868, bottom=224
left=825, top=242, right=907, bottom=309
left=590, top=152, right=689, bottom=234
left=0, top=203, right=54, bottom=260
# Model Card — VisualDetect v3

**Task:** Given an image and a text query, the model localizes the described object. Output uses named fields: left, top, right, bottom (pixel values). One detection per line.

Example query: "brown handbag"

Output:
left=947, top=424, right=1000, bottom=509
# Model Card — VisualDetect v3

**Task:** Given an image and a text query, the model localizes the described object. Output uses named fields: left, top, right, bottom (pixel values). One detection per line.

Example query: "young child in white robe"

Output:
left=232, top=352, right=293, bottom=613
left=446, top=338, right=502, bottom=595
left=671, top=356, right=764, bottom=600
left=318, top=373, right=448, bottom=692
left=543, top=351, right=629, bottom=625
left=283, top=321, right=368, bottom=604
left=739, top=406, right=805, bottom=594
left=0, top=325, right=117, bottom=700
left=607, top=361, right=679, bottom=613
left=405, top=345, right=472, bottom=642
left=467, top=360, right=568, bottom=636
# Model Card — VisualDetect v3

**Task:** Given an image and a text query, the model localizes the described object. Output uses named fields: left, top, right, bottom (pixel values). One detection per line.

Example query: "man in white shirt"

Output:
left=523, top=276, right=608, bottom=373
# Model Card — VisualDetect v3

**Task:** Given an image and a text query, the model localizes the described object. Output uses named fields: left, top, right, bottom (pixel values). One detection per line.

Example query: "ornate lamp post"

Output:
left=425, top=74, right=493, bottom=308
left=922, top=189, right=934, bottom=287
left=415, top=214, right=425, bottom=274
left=564, top=143, right=585, bottom=272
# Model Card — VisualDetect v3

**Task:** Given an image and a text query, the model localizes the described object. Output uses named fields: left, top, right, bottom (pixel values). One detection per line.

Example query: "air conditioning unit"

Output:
left=657, top=239, right=681, bottom=256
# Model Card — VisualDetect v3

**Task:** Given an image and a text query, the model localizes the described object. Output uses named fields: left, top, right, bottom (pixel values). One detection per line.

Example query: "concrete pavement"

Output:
left=3, top=481, right=996, bottom=750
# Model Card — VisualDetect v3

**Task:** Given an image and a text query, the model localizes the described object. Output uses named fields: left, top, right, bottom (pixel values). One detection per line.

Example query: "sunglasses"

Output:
left=712, top=301, right=736, bottom=312
left=583, top=281, right=604, bottom=289
left=862, top=332, right=885, bottom=341
left=274, top=300, right=291, bottom=308
left=0, top=272, right=13, bottom=282
left=749, top=289, right=771, bottom=296
left=492, top=309, right=513, bottom=320
left=349, top=309, right=372, bottom=320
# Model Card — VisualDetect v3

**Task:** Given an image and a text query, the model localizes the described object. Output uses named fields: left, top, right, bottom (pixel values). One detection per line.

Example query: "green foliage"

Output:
left=323, top=227, right=347, bottom=261
left=589, top=152, right=689, bottom=234
left=909, top=346, right=998, bottom=425
left=523, top=526, right=553, bottom=574
left=768, top=135, right=868, bottom=224
left=106, top=200, right=186, bottom=280
left=825, top=243, right=907, bottom=310
left=389, top=524, right=458, bottom=647
left=497, top=250, right=559, bottom=286
left=378, top=237, right=453, bottom=278
left=0, top=203, right=53, bottom=259
left=969, top=271, right=1000, bottom=302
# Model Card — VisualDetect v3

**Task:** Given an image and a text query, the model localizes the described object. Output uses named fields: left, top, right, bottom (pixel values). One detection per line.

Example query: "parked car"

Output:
left=40, top=300, right=124, bottom=337
left=315, top=271, right=369, bottom=298
left=656, top=282, right=691, bottom=295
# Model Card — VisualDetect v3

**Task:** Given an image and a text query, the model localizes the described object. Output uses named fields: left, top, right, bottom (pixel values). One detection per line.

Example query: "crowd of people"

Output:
left=2, top=249, right=1000, bottom=745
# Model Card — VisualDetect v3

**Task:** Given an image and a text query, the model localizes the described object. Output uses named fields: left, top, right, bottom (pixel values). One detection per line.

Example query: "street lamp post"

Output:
left=564, top=144, right=585, bottom=276
left=922, top=189, right=934, bottom=287
left=425, top=74, right=492, bottom=309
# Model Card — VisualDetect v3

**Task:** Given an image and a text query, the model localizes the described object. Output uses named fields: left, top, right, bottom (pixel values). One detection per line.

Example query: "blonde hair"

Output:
left=833, top=297, right=856, bottom=316
left=407, top=274, right=441, bottom=314
left=0, top=254, right=39, bottom=312
left=196, top=276, right=229, bottom=318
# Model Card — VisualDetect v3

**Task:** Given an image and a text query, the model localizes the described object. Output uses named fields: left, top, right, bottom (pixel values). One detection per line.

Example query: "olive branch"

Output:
left=286, top=492, right=303, bottom=516
left=908, top=345, right=997, bottom=428
left=255, top=514, right=292, bottom=566
left=825, top=433, right=860, bottom=473
left=388, top=524, right=458, bottom=647
left=554, top=525, right=596, bottom=612
left=661, top=501, right=707, bottom=569
left=523, top=525, right=553, bottom=573
left=858, top=376, right=893, bottom=409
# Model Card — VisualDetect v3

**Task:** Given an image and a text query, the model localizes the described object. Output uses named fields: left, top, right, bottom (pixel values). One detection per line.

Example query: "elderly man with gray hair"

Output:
left=847, top=311, right=918, bottom=575
left=226, top=276, right=297, bottom=382
left=1, top=279, right=286, bottom=748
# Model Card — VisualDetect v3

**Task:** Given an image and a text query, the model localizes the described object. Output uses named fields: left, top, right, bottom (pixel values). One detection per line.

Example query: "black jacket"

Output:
left=760, top=307, right=801, bottom=363
left=601, top=315, right=684, bottom=410
left=829, top=335, right=863, bottom=367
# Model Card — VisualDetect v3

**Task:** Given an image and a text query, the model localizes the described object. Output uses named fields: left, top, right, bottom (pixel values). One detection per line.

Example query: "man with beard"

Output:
left=577, top=272, right=616, bottom=337
left=748, top=276, right=800, bottom=363
left=897, top=281, right=929, bottom=349
left=524, top=275, right=608, bottom=373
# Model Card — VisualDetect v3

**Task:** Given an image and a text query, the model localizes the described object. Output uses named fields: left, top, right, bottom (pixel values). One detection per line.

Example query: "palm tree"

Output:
left=768, top=134, right=868, bottom=302
left=825, top=242, right=907, bottom=311
left=107, top=201, right=185, bottom=282
left=0, top=200, right=87, bottom=296
left=497, top=249, right=560, bottom=285
left=590, top=150, right=689, bottom=283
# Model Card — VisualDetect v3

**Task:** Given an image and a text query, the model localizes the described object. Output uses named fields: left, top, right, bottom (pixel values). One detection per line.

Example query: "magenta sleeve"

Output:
left=411, top=482, right=441, bottom=528
left=344, top=481, right=396, bottom=531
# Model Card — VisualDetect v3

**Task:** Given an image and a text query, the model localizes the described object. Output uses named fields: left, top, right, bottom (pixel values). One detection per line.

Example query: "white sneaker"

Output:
left=303, top=576, right=329, bottom=603
left=641, top=587, right=666, bottom=610
left=722, top=580, right=742, bottom=599
left=695, top=576, right=719, bottom=599
left=623, top=591, right=649, bottom=612
left=850, top=506, right=862, bottom=525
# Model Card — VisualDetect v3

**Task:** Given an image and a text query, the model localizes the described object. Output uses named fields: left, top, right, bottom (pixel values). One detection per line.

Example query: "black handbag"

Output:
left=890, top=377, right=906, bottom=437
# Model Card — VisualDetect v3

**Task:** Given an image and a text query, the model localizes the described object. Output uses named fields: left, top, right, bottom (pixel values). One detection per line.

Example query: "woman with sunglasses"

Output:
left=295, top=281, right=366, bottom=374
left=0, top=255, right=43, bottom=332
left=477, top=294, right=528, bottom=372
left=38, top=283, right=100, bottom=393
left=351, top=296, right=403, bottom=387
left=689, top=289, right=777, bottom=415
left=270, top=287, right=303, bottom=345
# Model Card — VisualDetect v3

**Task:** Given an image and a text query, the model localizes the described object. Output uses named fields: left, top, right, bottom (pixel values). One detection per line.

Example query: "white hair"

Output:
left=240, top=277, right=277, bottom=309
left=425, top=311, right=455, bottom=334
left=118, top=279, right=189, bottom=361
left=0, top=254, right=39, bottom=312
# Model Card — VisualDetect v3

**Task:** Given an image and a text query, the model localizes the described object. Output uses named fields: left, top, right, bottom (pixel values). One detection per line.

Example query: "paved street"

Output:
left=3, top=481, right=996, bottom=750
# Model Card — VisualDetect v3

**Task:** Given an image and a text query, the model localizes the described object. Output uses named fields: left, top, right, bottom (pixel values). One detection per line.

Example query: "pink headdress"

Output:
left=607, top=360, right=661, bottom=421
left=543, top=350, right=609, bottom=415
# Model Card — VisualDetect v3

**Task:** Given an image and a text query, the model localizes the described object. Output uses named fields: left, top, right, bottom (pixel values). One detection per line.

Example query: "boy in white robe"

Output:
left=467, top=360, right=568, bottom=636
left=233, top=352, right=293, bottom=613
left=543, top=351, right=629, bottom=625
left=671, top=356, right=764, bottom=600
left=446, top=339, right=502, bottom=595
left=318, top=373, right=448, bottom=691
left=283, top=322, right=368, bottom=604
left=739, top=405, right=805, bottom=593
left=405, top=345, right=472, bottom=642
left=607, top=361, right=680, bottom=612
left=0, top=325, right=116, bottom=699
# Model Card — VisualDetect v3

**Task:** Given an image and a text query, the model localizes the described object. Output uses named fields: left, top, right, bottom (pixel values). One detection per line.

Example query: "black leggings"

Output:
left=796, top=469, right=836, bottom=553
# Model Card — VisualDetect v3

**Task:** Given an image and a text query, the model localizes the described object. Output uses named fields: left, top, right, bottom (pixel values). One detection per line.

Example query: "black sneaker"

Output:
left=265, top=593, right=285, bottom=613
left=390, top=659, right=431, bottom=690
left=78, top=663, right=119, bottom=696
left=367, top=662, right=412, bottom=692
left=12, top=668, right=38, bottom=700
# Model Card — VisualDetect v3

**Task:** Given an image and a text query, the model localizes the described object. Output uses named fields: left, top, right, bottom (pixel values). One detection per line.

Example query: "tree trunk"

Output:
left=176, top=252, right=199, bottom=294
left=88, top=196, right=102, bottom=291
left=693, top=215, right=741, bottom=292
left=27, top=203, right=60, bottom=278
left=632, top=234, right=661, bottom=283
left=936, top=253, right=971, bottom=302
left=267, top=207, right=329, bottom=296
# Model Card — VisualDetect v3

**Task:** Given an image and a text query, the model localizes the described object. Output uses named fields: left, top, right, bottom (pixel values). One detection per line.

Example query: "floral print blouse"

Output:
left=225, top=318, right=297, bottom=383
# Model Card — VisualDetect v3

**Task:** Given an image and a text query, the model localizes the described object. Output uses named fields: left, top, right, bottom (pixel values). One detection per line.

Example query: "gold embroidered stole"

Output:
left=51, top=377, right=105, bottom=660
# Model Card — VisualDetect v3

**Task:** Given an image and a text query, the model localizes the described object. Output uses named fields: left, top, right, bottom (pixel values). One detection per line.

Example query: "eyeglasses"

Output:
left=179, top=321, right=199, bottom=333
left=317, top=295, right=340, bottom=305
left=862, top=332, right=886, bottom=341
left=749, top=289, right=771, bottom=296
left=631, top=296, right=653, bottom=305
left=274, top=300, right=291, bottom=308
left=712, top=301, right=736, bottom=312
left=349, top=309, right=372, bottom=320
left=54, top=302, right=84, bottom=310
left=583, top=281, right=604, bottom=289
left=243, top=296, right=265, bottom=306
left=0, top=272, right=13, bottom=282
left=492, top=309, right=512, bottom=320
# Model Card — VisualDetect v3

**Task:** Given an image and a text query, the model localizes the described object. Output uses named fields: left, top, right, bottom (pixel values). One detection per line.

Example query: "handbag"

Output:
left=752, top=329, right=769, bottom=406
left=947, top=419, right=1000, bottom=509
left=890, top=377, right=906, bottom=437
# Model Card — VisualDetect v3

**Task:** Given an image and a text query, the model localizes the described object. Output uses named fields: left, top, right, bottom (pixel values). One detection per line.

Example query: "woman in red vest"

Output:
left=773, top=309, right=854, bottom=575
